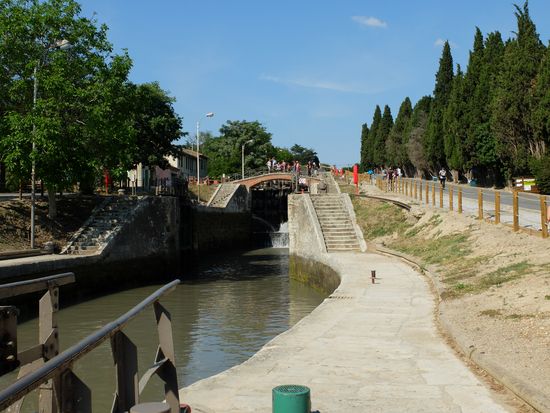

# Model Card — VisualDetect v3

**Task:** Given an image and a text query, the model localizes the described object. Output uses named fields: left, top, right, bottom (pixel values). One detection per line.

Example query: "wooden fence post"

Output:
left=432, top=183, right=436, bottom=206
left=425, top=181, right=429, bottom=204
left=478, top=189, right=483, bottom=220
left=458, top=188, right=462, bottom=213
left=449, top=186, right=453, bottom=211
left=414, top=180, right=418, bottom=199
left=419, top=181, right=423, bottom=201
left=439, top=184, right=443, bottom=208
left=495, top=191, right=501, bottom=224
left=513, top=191, right=519, bottom=232
left=541, top=196, right=548, bottom=239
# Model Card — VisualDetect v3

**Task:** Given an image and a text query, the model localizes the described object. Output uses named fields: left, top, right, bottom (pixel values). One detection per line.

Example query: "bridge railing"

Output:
left=0, top=276, right=182, bottom=413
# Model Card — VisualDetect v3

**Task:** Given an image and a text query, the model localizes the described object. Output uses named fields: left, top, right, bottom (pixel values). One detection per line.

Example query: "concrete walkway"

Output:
left=179, top=252, right=511, bottom=412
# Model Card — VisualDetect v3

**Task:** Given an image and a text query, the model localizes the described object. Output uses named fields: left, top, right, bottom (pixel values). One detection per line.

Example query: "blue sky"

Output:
left=79, top=1, right=550, bottom=167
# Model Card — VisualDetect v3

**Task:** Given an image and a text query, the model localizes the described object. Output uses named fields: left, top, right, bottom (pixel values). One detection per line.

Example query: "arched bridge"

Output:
left=233, top=172, right=321, bottom=188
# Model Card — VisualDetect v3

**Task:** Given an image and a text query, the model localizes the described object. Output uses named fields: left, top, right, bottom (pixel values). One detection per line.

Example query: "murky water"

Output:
left=1, top=248, right=326, bottom=411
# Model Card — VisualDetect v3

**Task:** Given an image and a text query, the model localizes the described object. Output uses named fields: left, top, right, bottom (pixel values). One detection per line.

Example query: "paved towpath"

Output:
left=179, top=252, right=512, bottom=412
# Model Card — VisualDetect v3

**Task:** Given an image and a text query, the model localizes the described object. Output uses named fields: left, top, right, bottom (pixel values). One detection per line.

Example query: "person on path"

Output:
left=439, top=167, right=447, bottom=189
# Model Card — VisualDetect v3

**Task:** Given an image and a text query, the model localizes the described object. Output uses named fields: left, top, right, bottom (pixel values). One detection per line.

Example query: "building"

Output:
left=167, top=147, right=208, bottom=182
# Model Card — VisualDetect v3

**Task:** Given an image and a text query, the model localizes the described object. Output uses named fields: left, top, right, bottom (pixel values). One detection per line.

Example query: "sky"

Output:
left=78, top=0, right=550, bottom=167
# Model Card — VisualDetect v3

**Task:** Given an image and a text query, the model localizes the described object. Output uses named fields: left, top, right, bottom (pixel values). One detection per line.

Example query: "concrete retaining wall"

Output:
left=288, top=194, right=326, bottom=258
left=192, top=206, right=252, bottom=253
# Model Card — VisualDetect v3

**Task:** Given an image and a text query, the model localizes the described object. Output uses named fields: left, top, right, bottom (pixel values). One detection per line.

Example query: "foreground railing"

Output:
left=0, top=275, right=182, bottom=413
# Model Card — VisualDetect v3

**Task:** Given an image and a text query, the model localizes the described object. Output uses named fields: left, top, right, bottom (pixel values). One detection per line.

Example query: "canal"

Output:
left=2, top=247, right=326, bottom=411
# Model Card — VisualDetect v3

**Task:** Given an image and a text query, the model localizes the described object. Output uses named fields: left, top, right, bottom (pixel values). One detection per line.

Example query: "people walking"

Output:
left=439, top=167, right=447, bottom=189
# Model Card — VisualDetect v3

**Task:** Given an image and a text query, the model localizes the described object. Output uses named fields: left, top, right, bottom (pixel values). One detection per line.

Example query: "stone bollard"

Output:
left=130, top=402, right=171, bottom=413
left=42, top=241, right=54, bottom=254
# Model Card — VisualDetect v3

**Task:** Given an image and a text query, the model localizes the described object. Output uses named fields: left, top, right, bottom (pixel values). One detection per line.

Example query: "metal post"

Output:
left=241, top=144, right=245, bottom=180
left=513, top=191, right=519, bottom=231
left=540, top=196, right=548, bottom=239
left=31, top=65, right=38, bottom=249
left=196, top=121, right=200, bottom=202
left=449, top=185, right=453, bottom=211
left=478, top=189, right=483, bottom=220
left=495, top=191, right=500, bottom=224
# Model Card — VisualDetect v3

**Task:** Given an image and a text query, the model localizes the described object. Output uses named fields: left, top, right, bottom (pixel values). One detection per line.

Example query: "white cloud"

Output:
left=352, top=15, right=387, bottom=28
left=259, top=74, right=377, bottom=94
left=435, top=38, right=458, bottom=48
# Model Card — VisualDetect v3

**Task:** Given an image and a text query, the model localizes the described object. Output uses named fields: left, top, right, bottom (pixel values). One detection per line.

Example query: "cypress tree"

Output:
left=491, top=1, right=545, bottom=180
left=360, top=123, right=370, bottom=171
left=406, top=96, right=432, bottom=176
left=374, top=105, right=393, bottom=167
left=426, top=41, right=454, bottom=172
left=365, top=106, right=382, bottom=167
left=530, top=43, right=550, bottom=157
left=386, top=97, right=412, bottom=168
left=443, top=65, right=466, bottom=177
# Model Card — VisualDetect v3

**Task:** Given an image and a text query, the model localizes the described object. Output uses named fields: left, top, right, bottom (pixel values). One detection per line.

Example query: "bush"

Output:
left=531, top=155, right=550, bottom=195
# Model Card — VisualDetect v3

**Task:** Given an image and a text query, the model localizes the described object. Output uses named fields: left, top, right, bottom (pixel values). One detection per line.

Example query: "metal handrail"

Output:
left=0, top=279, right=180, bottom=410
left=0, top=272, right=75, bottom=299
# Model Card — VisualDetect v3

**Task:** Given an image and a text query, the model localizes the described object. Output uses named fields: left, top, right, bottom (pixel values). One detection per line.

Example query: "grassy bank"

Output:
left=347, top=186, right=541, bottom=299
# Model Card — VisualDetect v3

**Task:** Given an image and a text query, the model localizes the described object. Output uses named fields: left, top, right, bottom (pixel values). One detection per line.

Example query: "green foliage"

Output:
left=359, top=123, right=369, bottom=171
left=405, top=96, right=432, bottom=175
left=386, top=97, right=412, bottom=168
left=373, top=105, right=393, bottom=166
left=201, top=120, right=317, bottom=178
left=0, top=0, right=134, bottom=198
left=425, top=41, right=454, bottom=171
left=360, top=2, right=548, bottom=185
left=530, top=155, right=550, bottom=194
left=491, top=1, right=545, bottom=180
left=126, top=82, right=183, bottom=168
left=443, top=65, right=466, bottom=171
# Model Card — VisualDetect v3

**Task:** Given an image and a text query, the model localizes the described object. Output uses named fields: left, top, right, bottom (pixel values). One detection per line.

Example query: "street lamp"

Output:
left=241, top=140, right=254, bottom=179
left=30, top=39, right=72, bottom=249
left=196, top=112, right=214, bottom=202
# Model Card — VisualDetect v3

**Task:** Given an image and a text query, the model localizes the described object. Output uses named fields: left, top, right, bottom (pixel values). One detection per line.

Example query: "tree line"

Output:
left=0, top=0, right=183, bottom=216
left=187, top=120, right=318, bottom=179
left=360, top=2, right=550, bottom=193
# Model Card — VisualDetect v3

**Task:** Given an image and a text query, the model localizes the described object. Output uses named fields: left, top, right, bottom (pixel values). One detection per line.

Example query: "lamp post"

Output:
left=196, top=112, right=214, bottom=202
left=30, top=39, right=72, bottom=249
left=241, top=140, right=254, bottom=179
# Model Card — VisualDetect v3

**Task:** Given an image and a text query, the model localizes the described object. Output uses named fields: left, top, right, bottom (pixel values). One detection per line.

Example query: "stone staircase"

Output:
left=310, top=194, right=361, bottom=252
left=62, top=196, right=139, bottom=255
left=207, top=183, right=238, bottom=207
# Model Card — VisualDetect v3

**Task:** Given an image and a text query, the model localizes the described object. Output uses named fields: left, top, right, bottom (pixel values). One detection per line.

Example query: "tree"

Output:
left=289, top=144, right=318, bottom=164
left=0, top=0, right=133, bottom=217
left=364, top=105, right=381, bottom=168
left=373, top=105, right=393, bottom=167
left=491, top=1, right=545, bottom=180
left=359, top=123, right=369, bottom=171
left=443, top=65, right=467, bottom=178
left=425, top=41, right=454, bottom=171
left=406, top=96, right=432, bottom=177
left=127, top=82, right=183, bottom=168
left=386, top=97, right=412, bottom=168
left=202, top=120, right=274, bottom=177
left=530, top=44, right=550, bottom=158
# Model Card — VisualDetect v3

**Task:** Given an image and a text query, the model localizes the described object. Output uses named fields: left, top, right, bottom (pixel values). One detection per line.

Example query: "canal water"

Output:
left=2, top=248, right=326, bottom=411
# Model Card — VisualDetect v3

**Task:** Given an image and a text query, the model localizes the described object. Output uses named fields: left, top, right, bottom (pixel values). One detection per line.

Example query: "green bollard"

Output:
left=272, top=384, right=311, bottom=413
